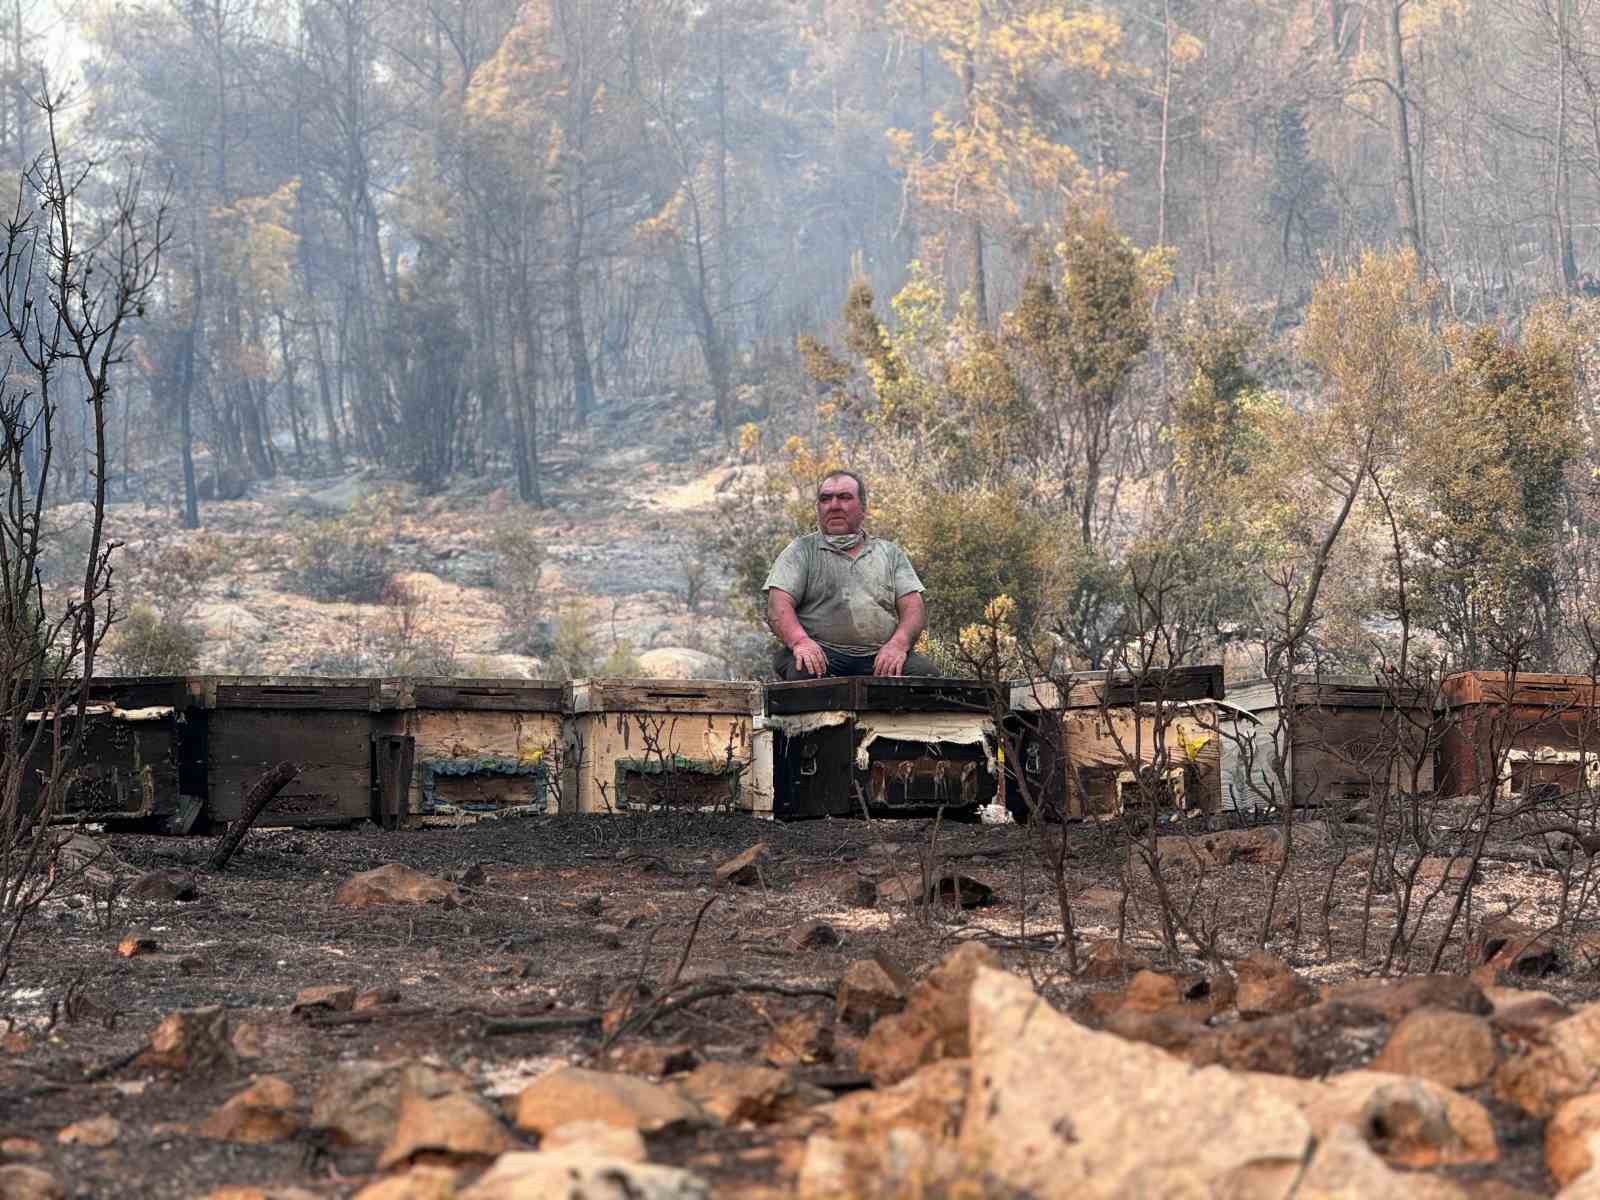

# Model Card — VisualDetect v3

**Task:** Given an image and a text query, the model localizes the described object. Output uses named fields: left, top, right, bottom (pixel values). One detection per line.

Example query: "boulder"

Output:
left=786, top=922, right=839, bottom=951
left=0, top=1168, right=63, bottom=1200
left=1302, top=1071, right=1498, bottom=1168
left=856, top=943, right=997, bottom=1086
left=1295, top=1123, right=1465, bottom=1200
left=762, top=1014, right=833, bottom=1068
left=1549, top=1094, right=1600, bottom=1187
left=540, top=1122, right=646, bottom=1163
left=836, top=957, right=909, bottom=1027
left=116, top=933, right=159, bottom=958
left=672, top=1063, right=828, bottom=1125
left=458, top=1150, right=709, bottom=1200
left=1496, top=1002, right=1600, bottom=1117
left=1076, top=938, right=1152, bottom=981
left=312, top=1059, right=474, bottom=1146
left=635, top=648, right=721, bottom=680
left=1477, top=916, right=1561, bottom=977
left=1208, top=1002, right=1388, bottom=1077
left=1324, top=975, right=1491, bottom=1022
left=378, top=1091, right=517, bottom=1169
left=824, top=1059, right=968, bottom=1143
left=197, top=1077, right=299, bottom=1144
left=350, top=1167, right=461, bottom=1200
left=960, top=966, right=1313, bottom=1198
left=1371, top=1008, right=1499, bottom=1089
left=513, top=1068, right=706, bottom=1137
left=335, top=864, right=462, bottom=908
left=1234, top=950, right=1316, bottom=1018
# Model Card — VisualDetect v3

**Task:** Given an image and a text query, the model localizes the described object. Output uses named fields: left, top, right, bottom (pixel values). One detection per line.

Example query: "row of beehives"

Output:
left=22, top=668, right=1600, bottom=830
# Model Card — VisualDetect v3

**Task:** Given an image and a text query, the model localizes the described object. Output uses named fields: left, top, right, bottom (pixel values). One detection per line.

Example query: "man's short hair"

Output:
left=818, top=469, right=867, bottom=508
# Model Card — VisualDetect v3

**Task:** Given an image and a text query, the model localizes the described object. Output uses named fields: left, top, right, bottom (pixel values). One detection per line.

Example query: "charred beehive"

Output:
left=1439, top=672, right=1600, bottom=801
left=766, top=677, right=998, bottom=819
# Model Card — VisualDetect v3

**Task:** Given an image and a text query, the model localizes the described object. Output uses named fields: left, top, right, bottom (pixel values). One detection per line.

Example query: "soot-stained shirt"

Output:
left=762, top=531, right=925, bottom=656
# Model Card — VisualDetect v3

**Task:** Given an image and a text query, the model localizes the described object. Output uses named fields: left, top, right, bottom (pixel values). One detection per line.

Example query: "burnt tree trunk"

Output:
left=207, top=762, right=301, bottom=872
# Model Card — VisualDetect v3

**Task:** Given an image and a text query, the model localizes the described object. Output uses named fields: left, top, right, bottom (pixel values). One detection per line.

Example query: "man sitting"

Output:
left=763, top=469, right=939, bottom=679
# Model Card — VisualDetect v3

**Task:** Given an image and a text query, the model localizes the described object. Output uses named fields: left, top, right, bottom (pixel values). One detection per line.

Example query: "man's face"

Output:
left=817, top=476, right=865, bottom=535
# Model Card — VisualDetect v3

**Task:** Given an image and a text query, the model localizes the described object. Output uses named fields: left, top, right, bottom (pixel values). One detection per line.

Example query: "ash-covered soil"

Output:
left=0, top=811, right=1595, bottom=1197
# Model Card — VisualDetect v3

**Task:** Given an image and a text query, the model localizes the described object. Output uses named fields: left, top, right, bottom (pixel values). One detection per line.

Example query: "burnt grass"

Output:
left=2, top=811, right=1597, bottom=1197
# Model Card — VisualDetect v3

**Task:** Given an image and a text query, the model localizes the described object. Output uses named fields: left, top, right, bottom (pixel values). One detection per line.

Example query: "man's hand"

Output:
left=791, top=637, right=829, bottom=677
left=873, top=638, right=910, bottom=677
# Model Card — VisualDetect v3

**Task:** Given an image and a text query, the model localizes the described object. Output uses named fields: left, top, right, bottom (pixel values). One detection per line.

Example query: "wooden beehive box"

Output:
left=1222, top=676, right=1439, bottom=811
left=20, top=677, right=197, bottom=827
left=766, top=677, right=998, bottom=819
left=1008, top=666, right=1225, bottom=819
left=1439, top=672, right=1600, bottom=799
left=563, top=679, right=763, bottom=814
left=199, top=676, right=386, bottom=827
left=385, top=678, right=566, bottom=821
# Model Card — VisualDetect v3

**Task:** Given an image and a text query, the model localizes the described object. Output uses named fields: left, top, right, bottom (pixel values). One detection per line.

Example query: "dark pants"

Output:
left=772, top=644, right=942, bottom=681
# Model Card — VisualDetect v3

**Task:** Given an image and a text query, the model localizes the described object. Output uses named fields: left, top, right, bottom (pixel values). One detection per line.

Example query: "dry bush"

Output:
left=289, top=496, right=394, bottom=602
left=105, top=606, right=203, bottom=675
left=487, top=522, right=546, bottom=653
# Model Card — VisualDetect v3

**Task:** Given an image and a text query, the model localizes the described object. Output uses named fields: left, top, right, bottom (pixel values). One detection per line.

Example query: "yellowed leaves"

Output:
left=207, top=181, right=300, bottom=309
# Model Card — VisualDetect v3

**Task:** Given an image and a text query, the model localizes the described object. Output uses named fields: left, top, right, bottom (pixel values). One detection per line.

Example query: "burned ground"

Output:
left=2, top=811, right=1597, bottom=1197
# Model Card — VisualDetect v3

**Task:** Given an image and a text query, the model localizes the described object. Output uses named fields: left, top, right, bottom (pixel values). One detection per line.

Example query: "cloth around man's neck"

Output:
left=819, top=528, right=865, bottom=552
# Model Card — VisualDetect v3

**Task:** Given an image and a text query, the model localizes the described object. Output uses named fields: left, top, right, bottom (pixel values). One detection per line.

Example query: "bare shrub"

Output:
left=289, top=496, right=394, bottom=602
left=105, top=606, right=203, bottom=674
left=487, top=522, right=545, bottom=653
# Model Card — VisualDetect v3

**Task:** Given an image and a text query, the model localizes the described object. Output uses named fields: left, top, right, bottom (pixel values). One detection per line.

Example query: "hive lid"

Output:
left=566, top=677, right=763, bottom=716
left=766, top=676, right=995, bottom=715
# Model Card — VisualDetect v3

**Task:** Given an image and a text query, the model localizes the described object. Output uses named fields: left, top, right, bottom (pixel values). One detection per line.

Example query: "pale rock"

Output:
left=673, top=1062, right=828, bottom=1125
left=541, top=1122, right=647, bottom=1163
left=55, top=1115, right=120, bottom=1148
left=762, top=1014, right=833, bottom=1068
left=459, top=1150, right=709, bottom=1200
left=335, top=864, right=462, bottom=908
left=351, top=1167, right=462, bottom=1200
left=0, top=1166, right=63, bottom=1200
left=1324, top=975, right=1491, bottom=1022
left=961, top=966, right=1313, bottom=1198
left=197, top=1076, right=299, bottom=1144
left=1548, top=1094, right=1600, bottom=1187
left=1303, top=1071, right=1498, bottom=1168
left=378, top=1091, right=518, bottom=1169
left=835, top=957, right=909, bottom=1026
left=1495, top=1002, right=1600, bottom=1117
left=824, top=1059, right=968, bottom=1142
left=1294, top=1123, right=1465, bottom=1200
left=291, top=984, right=356, bottom=1012
left=312, top=1058, right=473, bottom=1146
left=1371, top=1008, right=1499, bottom=1089
left=856, top=943, right=996, bottom=1085
left=514, top=1067, right=706, bottom=1137
left=1235, top=950, right=1317, bottom=1018
left=0, top=1139, right=42, bottom=1160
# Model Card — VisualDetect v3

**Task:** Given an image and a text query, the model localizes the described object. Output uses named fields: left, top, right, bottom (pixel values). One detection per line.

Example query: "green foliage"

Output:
left=545, top=601, right=599, bottom=680
left=1167, top=295, right=1266, bottom=487
left=874, top=484, right=1054, bottom=645
left=598, top=640, right=643, bottom=676
left=107, top=606, right=203, bottom=675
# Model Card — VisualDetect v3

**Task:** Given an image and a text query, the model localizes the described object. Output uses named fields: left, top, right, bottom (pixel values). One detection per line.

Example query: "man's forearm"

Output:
left=887, top=593, right=926, bottom=649
left=766, top=590, right=812, bottom=649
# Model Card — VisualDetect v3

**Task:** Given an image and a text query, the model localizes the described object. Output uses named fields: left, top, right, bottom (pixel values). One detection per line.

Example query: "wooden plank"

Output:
left=567, top=678, right=762, bottom=716
left=208, top=764, right=370, bottom=823
left=766, top=679, right=854, bottom=715
left=207, top=711, right=374, bottom=766
left=209, top=676, right=380, bottom=710
left=407, top=680, right=564, bottom=712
